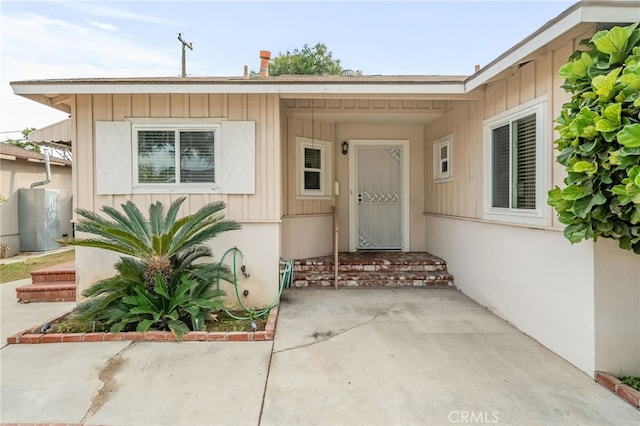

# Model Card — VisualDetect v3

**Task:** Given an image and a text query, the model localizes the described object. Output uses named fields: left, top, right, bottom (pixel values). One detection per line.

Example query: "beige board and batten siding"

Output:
left=280, top=115, right=335, bottom=259
left=424, top=25, right=596, bottom=226
left=73, top=93, right=280, bottom=220
left=283, top=115, right=335, bottom=216
left=72, top=93, right=282, bottom=307
left=424, top=99, right=483, bottom=219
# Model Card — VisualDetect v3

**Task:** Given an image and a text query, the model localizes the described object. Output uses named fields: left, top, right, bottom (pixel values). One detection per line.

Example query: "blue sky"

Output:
left=0, top=0, right=575, bottom=140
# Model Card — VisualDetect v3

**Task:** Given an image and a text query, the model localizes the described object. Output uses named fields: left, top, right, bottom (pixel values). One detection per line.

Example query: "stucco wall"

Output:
left=425, top=215, right=596, bottom=376
left=594, top=238, right=640, bottom=376
left=0, top=156, right=72, bottom=257
left=281, top=215, right=333, bottom=260
left=76, top=222, right=281, bottom=307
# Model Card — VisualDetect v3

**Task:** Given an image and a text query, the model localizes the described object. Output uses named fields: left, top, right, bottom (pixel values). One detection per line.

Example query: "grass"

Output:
left=0, top=248, right=75, bottom=284
left=620, top=376, right=640, bottom=392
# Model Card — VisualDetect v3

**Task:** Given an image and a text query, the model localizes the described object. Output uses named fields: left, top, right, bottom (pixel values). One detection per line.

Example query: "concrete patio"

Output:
left=1, top=286, right=638, bottom=425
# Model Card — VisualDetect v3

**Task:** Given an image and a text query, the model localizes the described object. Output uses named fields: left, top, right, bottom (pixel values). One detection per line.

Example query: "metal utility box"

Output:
left=18, top=188, right=61, bottom=252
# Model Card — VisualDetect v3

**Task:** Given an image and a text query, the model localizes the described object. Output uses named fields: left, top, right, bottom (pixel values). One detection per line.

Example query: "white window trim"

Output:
left=483, top=96, right=550, bottom=226
left=131, top=120, right=221, bottom=193
left=296, top=137, right=332, bottom=200
left=433, top=134, right=453, bottom=182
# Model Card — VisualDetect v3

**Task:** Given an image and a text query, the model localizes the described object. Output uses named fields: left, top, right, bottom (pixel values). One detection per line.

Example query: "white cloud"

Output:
left=2, top=13, right=177, bottom=80
left=61, top=2, right=176, bottom=26
left=0, top=11, right=179, bottom=135
left=89, top=21, right=117, bottom=31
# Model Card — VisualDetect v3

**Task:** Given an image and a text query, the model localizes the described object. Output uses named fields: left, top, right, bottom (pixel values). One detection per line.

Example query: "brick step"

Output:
left=31, top=260, right=76, bottom=284
left=295, top=263, right=448, bottom=273
left=292, top=252, right=454, bottom=289
left=16, top=281, right=76, bottom=302
left=17, top=260, right=77, bottom=302
left=293, top=271, right=454, bottom=288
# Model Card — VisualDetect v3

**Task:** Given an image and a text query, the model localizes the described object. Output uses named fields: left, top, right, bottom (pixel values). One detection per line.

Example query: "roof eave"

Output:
left=465, top=1, right=640, bottom=92
left=11, top=82, right=467, bottom=97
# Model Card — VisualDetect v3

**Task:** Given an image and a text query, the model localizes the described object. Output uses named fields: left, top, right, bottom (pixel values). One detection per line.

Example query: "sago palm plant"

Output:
left=64, top=197, right=240, bottom=338
left=71, top=197, right=239, bottom=292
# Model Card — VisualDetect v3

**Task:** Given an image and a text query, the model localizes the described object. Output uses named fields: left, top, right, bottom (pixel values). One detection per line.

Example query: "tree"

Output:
left=269, top=43, right=344, bottom=76
left=5, top=127, right=40, bottom=153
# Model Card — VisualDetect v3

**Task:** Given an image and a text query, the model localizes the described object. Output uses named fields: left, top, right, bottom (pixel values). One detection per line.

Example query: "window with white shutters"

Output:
left=95, top=119, right=255, bottom=195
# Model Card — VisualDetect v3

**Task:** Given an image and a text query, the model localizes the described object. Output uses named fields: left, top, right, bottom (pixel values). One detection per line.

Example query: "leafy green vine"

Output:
left=548, top=23, right=640, bottom=253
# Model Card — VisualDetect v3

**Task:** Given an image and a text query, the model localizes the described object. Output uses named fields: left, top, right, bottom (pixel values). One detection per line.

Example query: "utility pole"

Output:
left=178, top=33, right=193, bottom=77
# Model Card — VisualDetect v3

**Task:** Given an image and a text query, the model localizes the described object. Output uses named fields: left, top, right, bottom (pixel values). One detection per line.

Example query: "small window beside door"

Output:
left=296, top=137, right=332, bottom=199
left=433, top=135, right=452, bottom=182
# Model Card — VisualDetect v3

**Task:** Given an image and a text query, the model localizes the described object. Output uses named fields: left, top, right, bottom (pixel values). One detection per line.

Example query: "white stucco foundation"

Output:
left=425, top=214, right=596, bottom=376
left=280, top=215, right=333, bottom=260
left=212, top=223, right=281, bottom=309
left=75, top=244, right=120, bottom=302
left=75, top=222, right=281, bottom=308
left=594, top=238, right=640, bottom=376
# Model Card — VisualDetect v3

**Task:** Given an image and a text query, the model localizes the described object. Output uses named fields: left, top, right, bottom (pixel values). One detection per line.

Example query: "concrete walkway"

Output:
left=1, top=287, right=638, bottom=425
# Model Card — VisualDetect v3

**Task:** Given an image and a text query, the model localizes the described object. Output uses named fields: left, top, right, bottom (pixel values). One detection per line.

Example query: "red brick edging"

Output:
left=595, top=371, right=640, bottom=410
left=6, top=305, right=278, bottom=344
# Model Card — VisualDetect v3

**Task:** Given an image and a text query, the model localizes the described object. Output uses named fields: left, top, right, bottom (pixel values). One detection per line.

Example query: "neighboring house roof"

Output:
left=9, top=1, right=640, bottom=110
left=27, top=118, right=72, bottom=151
left=0, top=143, right=72, bottom=167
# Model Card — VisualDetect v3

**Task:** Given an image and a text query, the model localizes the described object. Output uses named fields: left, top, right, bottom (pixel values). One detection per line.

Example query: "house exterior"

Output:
left=10, top=1, right=640, bottom=378
left=0, top=143, right=73, bottom=257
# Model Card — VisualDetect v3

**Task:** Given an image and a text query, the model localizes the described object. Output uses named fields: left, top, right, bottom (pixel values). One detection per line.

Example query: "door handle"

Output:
left=357, top=193, right=363, bottom=203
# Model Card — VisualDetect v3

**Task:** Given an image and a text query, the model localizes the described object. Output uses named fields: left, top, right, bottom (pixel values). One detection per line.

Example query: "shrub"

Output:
left=548, top=23, right=640, bottom=253
left=64, top=197, right=240, bottom=338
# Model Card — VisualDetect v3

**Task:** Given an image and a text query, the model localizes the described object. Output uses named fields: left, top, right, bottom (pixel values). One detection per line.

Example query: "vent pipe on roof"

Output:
left=259, top=50, right=271, bottom=78
left=30, top=151, right=52, bottom=188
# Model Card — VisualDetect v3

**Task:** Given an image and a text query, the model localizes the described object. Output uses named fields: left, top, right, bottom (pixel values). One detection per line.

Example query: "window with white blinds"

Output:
left=492, top=125, right=510, bottom=207
left=135, top=125, right=217, bottom=186
left=513, top=114, right=536, bottom=209
left=490, top=115, right=536, bottom=209
left=484, top=98, right=547, bottom=225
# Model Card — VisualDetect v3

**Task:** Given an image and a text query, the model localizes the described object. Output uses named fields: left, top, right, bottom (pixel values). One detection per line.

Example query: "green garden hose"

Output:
left=216, top=247, right=291, bottom=320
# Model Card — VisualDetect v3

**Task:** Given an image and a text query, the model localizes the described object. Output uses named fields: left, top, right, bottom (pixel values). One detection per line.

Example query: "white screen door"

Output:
left=356, top=146, right=403, bottom=249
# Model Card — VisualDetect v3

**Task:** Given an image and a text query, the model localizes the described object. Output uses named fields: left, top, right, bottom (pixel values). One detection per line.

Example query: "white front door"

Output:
left=349, top=141, right=409, bottom=251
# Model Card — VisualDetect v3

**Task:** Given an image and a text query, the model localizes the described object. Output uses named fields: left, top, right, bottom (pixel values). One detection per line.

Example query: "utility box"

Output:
left=18, top=188, right=61, bottom=252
